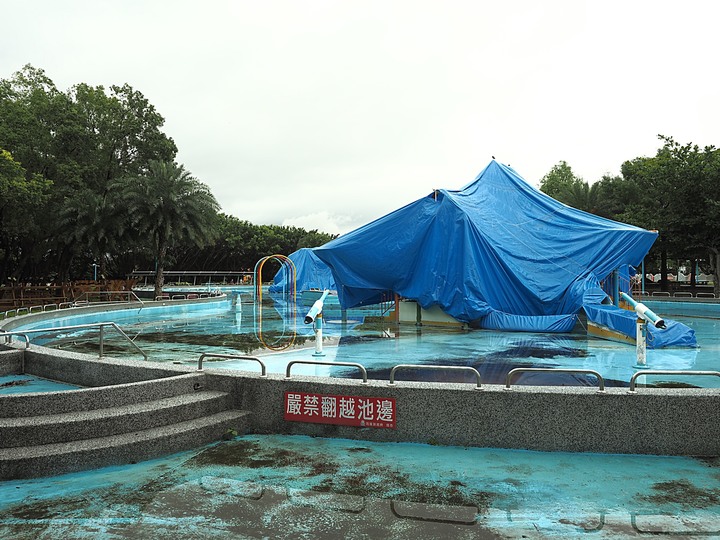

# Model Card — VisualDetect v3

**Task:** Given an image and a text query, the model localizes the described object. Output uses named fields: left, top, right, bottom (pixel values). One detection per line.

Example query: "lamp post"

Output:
left=92, top=263, right=99, bottom=281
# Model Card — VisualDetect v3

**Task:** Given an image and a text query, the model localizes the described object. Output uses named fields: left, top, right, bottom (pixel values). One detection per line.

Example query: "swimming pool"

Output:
left=14, top=292, right=719, bottom=389
left=3, top=295, right=720, bottom=537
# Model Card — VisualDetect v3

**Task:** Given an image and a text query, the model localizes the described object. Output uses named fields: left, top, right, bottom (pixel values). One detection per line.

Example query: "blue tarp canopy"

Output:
left=315, top=160, right=659, bottom=333
left=269, top=248, right=336, bottom=293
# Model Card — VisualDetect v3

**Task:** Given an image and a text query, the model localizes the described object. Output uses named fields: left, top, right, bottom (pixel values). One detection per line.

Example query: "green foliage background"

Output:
left=0, top=65, right=335, bottom=285
left=1, top=64, right=717, bottom=294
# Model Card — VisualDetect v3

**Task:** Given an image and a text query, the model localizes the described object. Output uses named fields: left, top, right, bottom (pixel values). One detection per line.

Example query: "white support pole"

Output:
left=305, top=289, right=329, bottom=357
left=312, top=312, right=324, bottom=356
left=635, top=317, right=647, bottom=367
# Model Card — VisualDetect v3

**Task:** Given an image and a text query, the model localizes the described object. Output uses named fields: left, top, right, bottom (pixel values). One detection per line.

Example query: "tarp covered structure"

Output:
left=315, top=160, right=660, bottom=333
left=268, top=248, right=336, bottom=294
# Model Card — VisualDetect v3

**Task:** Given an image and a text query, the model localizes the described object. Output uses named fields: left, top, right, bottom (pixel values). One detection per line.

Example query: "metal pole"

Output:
left=612, top=269, right=619, bottom=306
left=635, top=318, right=647, bottom=367
left=99, top=325, right=105, bottom=359
left=641, top=259, right=646, bottom=296
left=313, top=312, right=324, bottom=356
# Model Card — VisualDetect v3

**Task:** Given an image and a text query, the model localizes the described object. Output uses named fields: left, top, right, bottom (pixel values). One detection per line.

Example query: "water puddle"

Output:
left=0, top=374, right=81, bottom=395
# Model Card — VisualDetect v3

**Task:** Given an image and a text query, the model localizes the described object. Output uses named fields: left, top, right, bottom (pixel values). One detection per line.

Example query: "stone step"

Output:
left=0, top=390, right=233, bottom=448
left=0, top=372, right=206, bottom=418
left=0, top=409, right=251, bottom=480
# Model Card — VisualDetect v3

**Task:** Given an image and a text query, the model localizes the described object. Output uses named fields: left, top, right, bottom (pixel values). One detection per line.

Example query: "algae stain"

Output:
left=0, top=379, right=33, bottom=389
left=694, top=456, right=720, bottom=468
left=186, top=439, right=338, bottom=476
left=186, top=438, right=497, bottom=510
left=638, top=479, right=720, bottom=509
left=311, top=464, right=494, bottom=510
left=347, top=447, right=373, bottom=454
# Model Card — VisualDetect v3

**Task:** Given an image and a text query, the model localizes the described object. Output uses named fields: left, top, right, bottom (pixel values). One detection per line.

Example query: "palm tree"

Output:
left=58, top=188, right=122, bottom=280
left=557, top=181, right=601, bottom=214
left=114, top=160, right=219, bottom=299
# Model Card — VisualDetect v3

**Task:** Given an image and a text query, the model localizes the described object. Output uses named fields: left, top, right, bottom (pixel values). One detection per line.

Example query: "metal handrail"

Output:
left=0, top=322, right=148, bottom=360
left=197, top=353, right=266, bottom=375
left=0, top=332, right=30, bottom=348
left=505, top=367, right=605, bottom=392
left=629, top=370, right=720, bottom=392
left=389, top=364, right=482, bottom=389
left=73, top=290, right=145, bottom=306
left=285, top=360, right=368, bottom=383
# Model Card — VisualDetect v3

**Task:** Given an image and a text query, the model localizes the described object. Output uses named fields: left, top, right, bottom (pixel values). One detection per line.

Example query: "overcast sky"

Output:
left=2, top=1, right=719, bottom=235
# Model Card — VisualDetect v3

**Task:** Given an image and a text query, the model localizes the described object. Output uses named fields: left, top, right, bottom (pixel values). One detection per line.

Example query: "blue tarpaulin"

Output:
left=315, top=160, right=659, bottom=333
left=583, top=302, right=697, bottom=348
left=269, top=248, right=336, bottom=293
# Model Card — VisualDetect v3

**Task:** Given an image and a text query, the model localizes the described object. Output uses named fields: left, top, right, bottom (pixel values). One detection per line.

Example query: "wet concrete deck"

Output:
left=2, top=434, right=720, bottom=539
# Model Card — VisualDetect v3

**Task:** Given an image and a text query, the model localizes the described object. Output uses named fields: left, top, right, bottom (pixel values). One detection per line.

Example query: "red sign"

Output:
left=284, top=392, right=396, bottom=429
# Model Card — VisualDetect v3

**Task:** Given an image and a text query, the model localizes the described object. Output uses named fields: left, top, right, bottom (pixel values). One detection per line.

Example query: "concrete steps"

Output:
left=0, top=410, right=250, bottom=479
left=0, top=390, right=234, bottom=447
left=0, top=372, right=251, bottom=480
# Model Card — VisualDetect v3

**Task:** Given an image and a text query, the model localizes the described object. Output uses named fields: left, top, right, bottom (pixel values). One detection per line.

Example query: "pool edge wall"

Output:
left=205, top=369, right=720, bottom=457
left=0, top=295, right=229, bottom=333
left=1, top=345, right=718, bottom=456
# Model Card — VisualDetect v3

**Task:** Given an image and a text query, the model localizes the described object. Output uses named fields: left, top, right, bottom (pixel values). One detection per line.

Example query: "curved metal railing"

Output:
left=629, top=370, right=720, bottom=392
left=504, top=367, right=605, bottom=392
left=389, top=364, right=482, bottom=389
left=0, top=322, right=147, bottom=361
left=197, top=353, right=266, bottom=375
left=285, top=360, right=368, bottom=383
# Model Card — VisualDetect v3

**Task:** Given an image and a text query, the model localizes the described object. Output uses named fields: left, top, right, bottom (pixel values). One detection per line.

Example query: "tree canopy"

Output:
left=540, top=136, right=720, bottom=294
left=0, top=65, right=336, bottom=287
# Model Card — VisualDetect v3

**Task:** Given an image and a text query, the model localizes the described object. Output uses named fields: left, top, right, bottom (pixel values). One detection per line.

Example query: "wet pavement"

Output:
left=2, top=434, right=720, bottom=539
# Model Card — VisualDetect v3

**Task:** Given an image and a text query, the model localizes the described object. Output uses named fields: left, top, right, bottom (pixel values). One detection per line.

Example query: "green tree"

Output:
left=296, top=229, right=336, bottom=250
left=0, top=65, right=180, bottom=282
left=555, top=181, right=601, bottom=214
left=591, top=174, right=640, bottom=220
left=620, top=135, right=720, bottom=293
left=69, top=82, right=177, bottom=192
left=114, top=160, right=220, bottom=298
left=539, top=161, right=583, bottom=200
left=58, top=188, right=127, bottom=280
left=0, top=149, right=52, bottom=281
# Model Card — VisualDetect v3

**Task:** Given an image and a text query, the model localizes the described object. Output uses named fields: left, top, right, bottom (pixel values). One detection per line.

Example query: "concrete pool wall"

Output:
left=8, top=344, right=720, bottom=457
left=204, top=367, right=720, bottom=456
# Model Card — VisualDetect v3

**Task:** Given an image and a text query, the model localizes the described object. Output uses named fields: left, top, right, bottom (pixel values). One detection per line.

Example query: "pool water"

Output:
left=0, top=374, right=80, bottom=395
left=1, top=434, right=719, bottom=539
left=32, top=294, right=720, bottom=388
